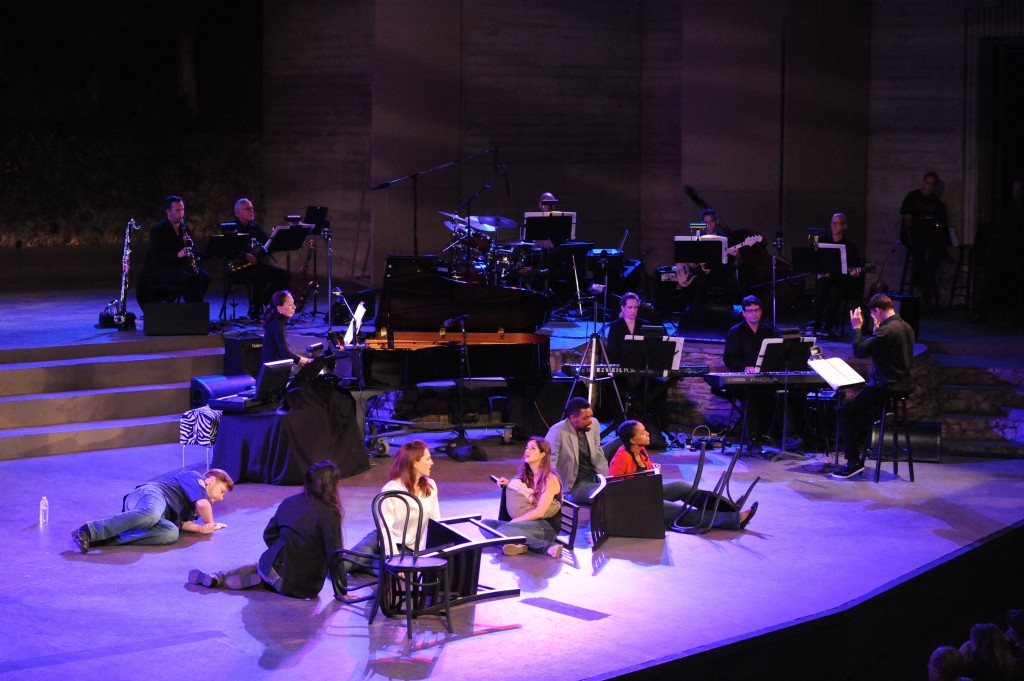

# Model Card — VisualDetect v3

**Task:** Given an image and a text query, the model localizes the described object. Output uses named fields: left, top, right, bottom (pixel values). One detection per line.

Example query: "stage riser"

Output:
left=0, top=351, right=222, bottom=397
left=0, top=384, right=189, bottom=429
left=0, top=338, right=225, bottom=459
left=0, top=417, right=180, bottom=461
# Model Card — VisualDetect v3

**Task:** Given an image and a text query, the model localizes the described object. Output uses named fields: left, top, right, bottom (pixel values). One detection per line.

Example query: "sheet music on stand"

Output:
left=808, top=357, right=865, bottom=390
left=622, top=334, right=683, bottom=377
left=674, top=235, right=728, bottom=265
left=343, top=301, right=367, bottom=346
left=817, top=242, right=848, bottom=274
left=265, top=223, right=314, bottom=254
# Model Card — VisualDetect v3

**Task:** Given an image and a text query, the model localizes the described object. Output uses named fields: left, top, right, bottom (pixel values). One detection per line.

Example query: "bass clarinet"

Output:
left=99, top=218, right=141, bottom=330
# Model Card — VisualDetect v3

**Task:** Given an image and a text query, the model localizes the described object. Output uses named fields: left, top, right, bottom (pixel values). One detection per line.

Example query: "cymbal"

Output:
left=443, top=220, right=463, bottom=232
left=469, top=215, right=518, bottom=230
left=438, top=211, right=467, bottom=223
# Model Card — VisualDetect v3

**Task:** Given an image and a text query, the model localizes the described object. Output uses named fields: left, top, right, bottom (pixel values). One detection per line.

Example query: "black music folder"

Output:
left=754, top=337, right=815, bottom=373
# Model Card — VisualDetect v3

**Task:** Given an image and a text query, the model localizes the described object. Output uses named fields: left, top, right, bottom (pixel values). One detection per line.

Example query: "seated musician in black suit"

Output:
left=141, top=195, right=211, bottom=304
left=723, top=295, right=778, bottom=452
left=224, top=198, right=289, bottom=314
left=810, top=213, right=865, bottom=338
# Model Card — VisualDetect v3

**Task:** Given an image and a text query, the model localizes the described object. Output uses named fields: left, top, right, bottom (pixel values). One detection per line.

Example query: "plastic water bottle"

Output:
left=39, top=496, right=49, bottom=524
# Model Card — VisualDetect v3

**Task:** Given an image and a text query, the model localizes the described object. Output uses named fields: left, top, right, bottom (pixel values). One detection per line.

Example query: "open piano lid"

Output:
left=380, top=255, right=549, bottom=333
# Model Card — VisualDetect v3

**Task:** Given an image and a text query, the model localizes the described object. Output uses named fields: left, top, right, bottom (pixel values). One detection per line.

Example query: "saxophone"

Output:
left=99, top=218, right=141, bottom=330
left=180, top=218, right=200, bottom=273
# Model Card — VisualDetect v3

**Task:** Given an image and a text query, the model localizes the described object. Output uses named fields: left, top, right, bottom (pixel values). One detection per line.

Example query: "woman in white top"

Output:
left=344, top=440, right=439, bottom=572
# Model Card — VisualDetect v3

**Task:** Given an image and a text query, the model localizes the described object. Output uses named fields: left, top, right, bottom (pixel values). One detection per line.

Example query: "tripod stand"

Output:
left=566, top=298, right=625, bottom=423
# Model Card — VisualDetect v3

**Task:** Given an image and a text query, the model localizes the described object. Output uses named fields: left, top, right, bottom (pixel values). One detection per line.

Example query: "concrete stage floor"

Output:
left=2, top=286, right=1024, bottom=680
left=3, top=433, right=1023, bottom=681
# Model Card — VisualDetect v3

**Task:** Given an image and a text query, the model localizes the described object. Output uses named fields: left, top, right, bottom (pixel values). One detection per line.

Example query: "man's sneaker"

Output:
left=71, top=527, right=92, bottom=553
left=502, top=543, right=528, bottom=556
left=830, top=463, right=865, bottom=479
left=188, top=569, right=222, bottom=588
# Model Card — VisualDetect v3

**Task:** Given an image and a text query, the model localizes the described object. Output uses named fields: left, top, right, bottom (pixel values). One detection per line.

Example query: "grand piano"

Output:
left=354, top=256, right=552, bottom=435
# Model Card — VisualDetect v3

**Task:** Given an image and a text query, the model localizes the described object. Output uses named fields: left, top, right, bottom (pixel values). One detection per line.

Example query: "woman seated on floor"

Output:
left=483, top=436, right=564, bottom=560
left=187, top=460, right=343, bottom=598
left=610, top=420, right=756, bottom=530
left=341, top=439, right=441, bottom=576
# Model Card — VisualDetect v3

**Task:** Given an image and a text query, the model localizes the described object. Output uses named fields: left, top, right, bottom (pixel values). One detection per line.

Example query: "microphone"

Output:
left=443, top=314, right=469, bottom=327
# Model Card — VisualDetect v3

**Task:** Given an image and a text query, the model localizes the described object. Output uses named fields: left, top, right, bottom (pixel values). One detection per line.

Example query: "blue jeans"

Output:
left=481, top=518, right=557, bottom=553
left=86, top=486, right=180, bottom=546
left=568, top=479, right=601, bottom=505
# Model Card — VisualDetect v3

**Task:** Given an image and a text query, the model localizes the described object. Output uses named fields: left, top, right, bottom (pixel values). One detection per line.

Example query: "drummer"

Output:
left=534, top=192, right=560, bottom=249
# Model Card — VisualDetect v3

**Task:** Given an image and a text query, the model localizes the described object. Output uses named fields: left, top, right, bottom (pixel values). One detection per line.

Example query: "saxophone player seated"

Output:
left=223, top=198, right=289, bottom=314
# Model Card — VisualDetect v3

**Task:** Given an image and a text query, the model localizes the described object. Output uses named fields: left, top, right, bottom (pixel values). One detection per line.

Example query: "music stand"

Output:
left=523, top=213, right=574, bottom=246
left=620, top=334, right=682, bottom=444
left=674, top=236, right=727, bottom=265
left=755, top=335, right=815, bottom=461
left=303, top=206, right=328, bottom=235
left=203, top=232, right=252, bottom=321
left=266, top=224, right=313, bottom=254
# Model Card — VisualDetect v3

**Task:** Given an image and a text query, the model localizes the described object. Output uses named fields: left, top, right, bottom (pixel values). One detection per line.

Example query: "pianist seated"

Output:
left=262, top=291, right=311, bottom=366
left=610, top=421, right=755, bottom=530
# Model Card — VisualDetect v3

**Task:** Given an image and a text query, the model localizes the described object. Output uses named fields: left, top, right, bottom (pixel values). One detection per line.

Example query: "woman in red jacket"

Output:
left=609, top=421, right=755, bottom=530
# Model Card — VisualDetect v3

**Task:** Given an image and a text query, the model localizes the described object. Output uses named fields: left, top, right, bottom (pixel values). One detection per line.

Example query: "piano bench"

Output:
left=412, top=378, right=510, bottom=426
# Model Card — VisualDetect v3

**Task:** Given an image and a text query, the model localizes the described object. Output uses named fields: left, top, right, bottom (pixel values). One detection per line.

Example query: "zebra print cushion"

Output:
left=179, top=405, right=222, bottom=446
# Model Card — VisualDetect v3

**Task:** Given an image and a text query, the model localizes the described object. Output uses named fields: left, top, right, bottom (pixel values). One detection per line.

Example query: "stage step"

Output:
left=0, top=414, right=182, bottom=461
left=0, top=337, right=225, bottom=458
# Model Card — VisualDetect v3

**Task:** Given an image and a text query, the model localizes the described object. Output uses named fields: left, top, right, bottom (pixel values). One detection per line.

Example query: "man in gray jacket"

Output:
left=545, top=397, right=607, bottom=504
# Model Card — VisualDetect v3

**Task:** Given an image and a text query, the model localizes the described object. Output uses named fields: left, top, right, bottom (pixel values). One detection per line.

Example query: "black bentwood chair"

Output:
left=369, top=490, right=453, bottom=638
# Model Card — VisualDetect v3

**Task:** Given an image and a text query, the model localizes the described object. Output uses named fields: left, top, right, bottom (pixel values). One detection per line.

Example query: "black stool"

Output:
left=872, top=388, right=915, bottom=482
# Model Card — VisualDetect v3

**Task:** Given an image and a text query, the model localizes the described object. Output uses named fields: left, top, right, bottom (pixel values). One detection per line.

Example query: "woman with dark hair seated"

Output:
left=483, top=436, right=565, bottom=559
left=610, top=420, right=756, bottom=530
left=187, top=460, right=344, bottom=598
left=261, top=290, right=310, bottom=366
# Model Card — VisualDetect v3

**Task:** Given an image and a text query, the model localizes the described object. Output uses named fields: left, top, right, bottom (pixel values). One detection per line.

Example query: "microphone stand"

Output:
left=371, top=144, right=497, bottom=256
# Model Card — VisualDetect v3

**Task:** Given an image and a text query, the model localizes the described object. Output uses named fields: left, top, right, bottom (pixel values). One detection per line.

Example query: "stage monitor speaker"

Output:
left=888, top=294, right=920, bottom=340
left=190, top=374, right=256, bottom=408
left=870, top=419, right=940, bottom=463
left=143, top=302, right=210, bottom=336
left=223, top=336, right=263, bottom=378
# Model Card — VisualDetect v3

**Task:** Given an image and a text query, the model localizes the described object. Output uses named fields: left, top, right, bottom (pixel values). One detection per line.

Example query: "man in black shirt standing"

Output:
left=900, top=171, right=949, bottom=308
left=833, top=293, right=915, bottom=479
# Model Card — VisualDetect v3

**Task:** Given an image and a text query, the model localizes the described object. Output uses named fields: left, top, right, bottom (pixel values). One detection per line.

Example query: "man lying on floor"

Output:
left=71, top=468, right=234, bottom=552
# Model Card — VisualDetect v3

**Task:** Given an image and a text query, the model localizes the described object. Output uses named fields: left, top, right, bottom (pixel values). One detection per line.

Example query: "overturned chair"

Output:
left=669, top=443, right=760, bottom=535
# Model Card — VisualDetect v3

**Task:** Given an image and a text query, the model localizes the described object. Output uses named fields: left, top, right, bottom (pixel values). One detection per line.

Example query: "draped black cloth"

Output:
left=212, top=380, right=369, bottom=485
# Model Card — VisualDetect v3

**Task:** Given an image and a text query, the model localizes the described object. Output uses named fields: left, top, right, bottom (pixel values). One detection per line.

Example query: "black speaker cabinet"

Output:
left=870, top=419, right=941, bottom=463
left=143, top=302, right=210, bottom=336
left=190, top=374, right=256, bottom=408
left=223, top=336, right=263, bottom=378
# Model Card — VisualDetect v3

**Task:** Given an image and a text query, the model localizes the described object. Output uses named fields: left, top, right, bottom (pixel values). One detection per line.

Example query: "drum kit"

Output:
left=438, top=211, right=547, bottom=288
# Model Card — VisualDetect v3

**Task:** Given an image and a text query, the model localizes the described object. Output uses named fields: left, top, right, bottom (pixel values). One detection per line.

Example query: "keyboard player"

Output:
left=605, top=292, right=670, bottom=446
left=723, top=295, right=778, bottom=451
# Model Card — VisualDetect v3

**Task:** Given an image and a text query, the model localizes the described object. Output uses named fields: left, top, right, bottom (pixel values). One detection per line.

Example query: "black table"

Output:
left=212, top=380, right=369, bottom=485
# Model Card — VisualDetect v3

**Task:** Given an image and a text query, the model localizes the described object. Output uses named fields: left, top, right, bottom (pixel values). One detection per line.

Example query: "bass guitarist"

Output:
left=225, top=198, right=289, bottom=315
left=674, top=208, right=741, bottom=305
